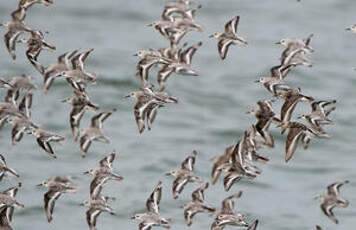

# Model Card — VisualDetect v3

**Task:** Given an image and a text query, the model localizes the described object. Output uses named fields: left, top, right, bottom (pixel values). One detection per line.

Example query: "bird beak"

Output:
left=254, top=80, right=260, bottom=83
left=297, top=116, right=302, bottom=119
left=124, top=95, right=130, bottom=98
left=165, top=172, right=171, bottom=176
left=346, top=28, right=351, bottom=31
left=36, top=184, right=42, bottom=187
left=275, top=41, right=281, bottom=44
left=61, top=99, right=67, bottom=103
left=133, top=53, right=138, bottom=56
left=147, top=24, right=153, bottom=27
left=83, top=171, right=89, bottom=174
left=208, top=34, right=214, bottom=38
left=131, top=216, right=136, bottom=219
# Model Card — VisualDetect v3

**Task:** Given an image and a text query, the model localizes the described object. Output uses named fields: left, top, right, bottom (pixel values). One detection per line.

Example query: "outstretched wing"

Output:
left=146, top=181, right=162, bottom=214
left=99, top=150, right=116, bottom=169
left=181, top=150, right=197, bottom=171
left=225, top=16, right=240, bottom=35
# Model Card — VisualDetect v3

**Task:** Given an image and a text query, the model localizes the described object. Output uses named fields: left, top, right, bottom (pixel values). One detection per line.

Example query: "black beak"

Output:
left=254, top=80, right=260, bottom=83
left=133, top=54, right=138, bottom=56
left=275, top=42, right=281, bottom=44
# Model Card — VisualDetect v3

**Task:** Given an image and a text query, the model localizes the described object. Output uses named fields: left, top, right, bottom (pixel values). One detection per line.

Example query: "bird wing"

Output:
left=0, top=155, right=6, bottom=167
left=89, top=175, right=108, bottom=199
left=91, top=109, right=116, bottom=129
left=181, top=150, right=197, bottom=171
left=99, top=150, right=116, bottom=169
left=218, top=39, right=234, bottom=60
left=192, top=182, right=208, bottom=203
left=223, top=172, right=242, bottom=192
left=179, top=41, right=202, bottom=65
left=157, top=65, right=174, bottom=91
left=146, top=181, right=162, bottom=214
left=321, top=202, right=338, bottom=224
left=172, top=177, right=188, bottom=199
left=36, top=138, right=56, bottom=158
left=44, top=190, right=62, bottom=222
left=327, top=180, right=349, bottom=197
left=225, top=16, right=240, bottom=34
left=221, top=191, right=242, bottom=214
left=285, top=126, right=304, bottom=162
left=79, top=134, right=92, bottom=157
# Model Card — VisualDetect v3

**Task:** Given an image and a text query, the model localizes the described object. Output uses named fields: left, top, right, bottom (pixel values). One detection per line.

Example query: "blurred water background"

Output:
left=0, top=0, right=356, bottom=229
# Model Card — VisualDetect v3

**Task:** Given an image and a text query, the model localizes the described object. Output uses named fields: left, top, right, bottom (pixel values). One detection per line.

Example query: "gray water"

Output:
left=0, top=0, right=356, bottom=229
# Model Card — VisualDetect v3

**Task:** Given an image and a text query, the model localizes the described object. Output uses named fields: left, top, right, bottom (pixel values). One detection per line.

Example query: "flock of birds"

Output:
left=0, top=0, right=354, bottom=230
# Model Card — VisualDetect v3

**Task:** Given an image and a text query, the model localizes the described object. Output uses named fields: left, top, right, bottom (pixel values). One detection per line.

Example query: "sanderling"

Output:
left=4, top=74, right=36, bottom=104
left=222, top=146, right=259, bottom=192
left=211, top=145, right=234, bottom=185
left=298, top=100, right=336, bottom=127
left=211, top=191, right=249, bottom=230
left=157, top=41, right=202, bottom=91
left=278, top=88, right=314, bottom=126
left=83, top=150, right=123, bottom=199
left=62, top=90, right=99, bottom=141
left=30, top=127, right=65, bottom=158
left=86, top=201, right=115, bottom=230
left=315, top=180, right=349, bottom=224
left=254, top=63, right=299, bottom=96
left=58, top=49, right=97, bottom=92
left=247, top=100, right=278, bottom=148
left=132, top=181, right=172, bottom=230
left=18, top=30, right=56, bottom=74
left=43, top=49, right=78, bottom=93
left=0, top=183, right=24, bottom=222
left=277, top=34, right=314, bottom=67
left=279, top=121, right=329, bottom=163
left=0, top=154, right=20, bottom=181
left=166, top=150, right=203, bottom=199
left=135, top=53, right=170, bottom=86
left=83, top=193, right=116, bottom=230
left=126, top=86, right=176, bottom=133
left=7, top=92, right=37, bottom=145
left=209, top=16, right=247, bottom=60
left=149, top=18, right=203, bottom=39
left=79, top=109, right=116, bottom=157
left=183, top=182, right=215, bottom=226
left=37, top=176, right=76, bottom=223
left=0, top=9, right=32, bottom=60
